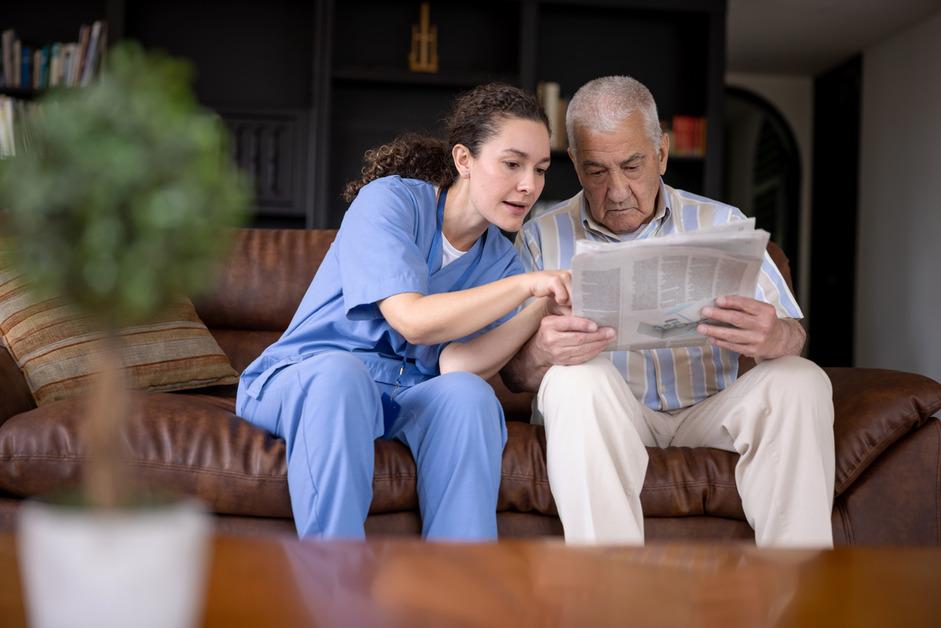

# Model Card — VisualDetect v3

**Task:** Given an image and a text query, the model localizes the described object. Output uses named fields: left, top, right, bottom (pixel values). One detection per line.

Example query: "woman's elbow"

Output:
left=398, top=324, right=439, bottom=346
left=385, top=315, right=436, bottom=345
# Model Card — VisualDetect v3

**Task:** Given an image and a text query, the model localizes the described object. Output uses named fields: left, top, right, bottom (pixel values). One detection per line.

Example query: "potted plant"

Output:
left=0, top=42, right=249, bottom=628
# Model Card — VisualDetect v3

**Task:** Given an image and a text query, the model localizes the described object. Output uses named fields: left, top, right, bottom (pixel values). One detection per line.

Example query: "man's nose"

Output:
left=607, top=170, right=631, bottom=203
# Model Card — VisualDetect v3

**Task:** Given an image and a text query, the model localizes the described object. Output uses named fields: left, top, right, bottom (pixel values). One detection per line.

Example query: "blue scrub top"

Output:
left=240, top=176, right=525, bottom=401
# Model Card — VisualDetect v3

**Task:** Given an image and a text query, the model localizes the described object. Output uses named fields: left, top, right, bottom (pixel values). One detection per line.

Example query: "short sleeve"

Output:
left=755, top=253, right=803, bottom=319
left=335, top=178, right=431, bottom=320
left=514, top=223, right=543, bottom=272
left=710, top=203, right=803, bottom=320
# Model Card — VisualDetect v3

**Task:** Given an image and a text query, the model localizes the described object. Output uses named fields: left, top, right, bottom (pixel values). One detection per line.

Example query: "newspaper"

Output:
left=571, top=219, right=769, bottom=351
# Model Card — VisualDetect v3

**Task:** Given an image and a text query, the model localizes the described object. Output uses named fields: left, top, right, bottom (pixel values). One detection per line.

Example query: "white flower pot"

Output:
left=17, top=498, right=211, bottom=628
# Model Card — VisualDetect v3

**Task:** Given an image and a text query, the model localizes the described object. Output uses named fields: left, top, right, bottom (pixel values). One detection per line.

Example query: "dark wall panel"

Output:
left=125, top=0, right=313, bottom=109
left=809, top=55, right=862, bottom=366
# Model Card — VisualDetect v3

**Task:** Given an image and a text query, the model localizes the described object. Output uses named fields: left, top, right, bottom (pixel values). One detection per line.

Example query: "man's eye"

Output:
left=589, top=170, right=605, bottom=177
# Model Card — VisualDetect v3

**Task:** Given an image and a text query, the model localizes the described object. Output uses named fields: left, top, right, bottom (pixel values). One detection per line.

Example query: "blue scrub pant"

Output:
left=237, top=352, right=507, bottom=540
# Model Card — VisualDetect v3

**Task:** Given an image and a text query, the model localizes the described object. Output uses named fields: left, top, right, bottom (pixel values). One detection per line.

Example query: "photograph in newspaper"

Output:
left=572, top=224, right=770, bottom=351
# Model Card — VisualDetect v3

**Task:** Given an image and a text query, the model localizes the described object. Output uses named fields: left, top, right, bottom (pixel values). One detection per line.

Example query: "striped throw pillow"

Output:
left=0, top=270, right=238, bottom=406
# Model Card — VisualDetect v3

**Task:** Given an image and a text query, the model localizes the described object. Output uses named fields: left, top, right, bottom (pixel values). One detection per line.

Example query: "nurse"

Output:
left=236, top=83, right=566, bottom=540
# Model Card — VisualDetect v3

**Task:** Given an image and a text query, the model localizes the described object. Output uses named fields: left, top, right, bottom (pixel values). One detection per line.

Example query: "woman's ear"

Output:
left=452, top=143, right=472, bottom=179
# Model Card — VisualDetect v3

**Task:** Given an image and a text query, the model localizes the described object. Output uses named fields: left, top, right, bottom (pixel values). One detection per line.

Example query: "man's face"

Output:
left=569, top=113, right=669, bottom=234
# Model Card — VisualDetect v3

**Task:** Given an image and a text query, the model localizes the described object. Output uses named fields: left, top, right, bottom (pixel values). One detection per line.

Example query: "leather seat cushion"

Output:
left=0, top=367, right=938, bottom=520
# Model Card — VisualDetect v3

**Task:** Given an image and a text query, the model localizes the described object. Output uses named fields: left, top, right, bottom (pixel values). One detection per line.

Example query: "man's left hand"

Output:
left=698, top=295, right=805, bottom=361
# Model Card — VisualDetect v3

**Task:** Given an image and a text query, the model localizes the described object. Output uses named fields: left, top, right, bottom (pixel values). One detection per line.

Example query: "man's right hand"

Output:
left=500, top=307, right=616, bottom=394
left=530, top=314, right=616, bottom=366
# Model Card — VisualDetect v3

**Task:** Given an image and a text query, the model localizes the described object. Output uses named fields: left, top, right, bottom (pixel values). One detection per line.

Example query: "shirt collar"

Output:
left=579, top=179, right=671, bottom=241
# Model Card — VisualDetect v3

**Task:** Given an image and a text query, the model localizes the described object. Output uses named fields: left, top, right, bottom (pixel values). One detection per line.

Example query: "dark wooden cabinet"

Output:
left=5, top=0, right=726, bottom=229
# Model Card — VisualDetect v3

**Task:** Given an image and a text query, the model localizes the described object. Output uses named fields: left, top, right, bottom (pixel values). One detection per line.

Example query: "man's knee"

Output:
left=758, top=356, right=832, bottom=399
left=750, top=356, right=834, bottom=434
left=538, top=357, right=646, bottom=436
left=539, top=356, right=622, bottom=403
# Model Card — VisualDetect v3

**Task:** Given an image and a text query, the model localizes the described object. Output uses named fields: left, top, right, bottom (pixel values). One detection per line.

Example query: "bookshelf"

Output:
left=1, top=8, right=111, bottom=158
left=0, top=87, right=38, bottom=100
left=14, top=0, right=727, bottom=229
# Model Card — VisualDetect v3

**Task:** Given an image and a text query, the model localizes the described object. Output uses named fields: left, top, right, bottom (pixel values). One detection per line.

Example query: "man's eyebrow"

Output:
left=582, top=153, right=646, bottom=170
left=503, top=148, right=551, bottom=164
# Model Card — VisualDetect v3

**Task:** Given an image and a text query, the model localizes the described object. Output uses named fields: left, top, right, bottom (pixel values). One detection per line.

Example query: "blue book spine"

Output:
left=20, top=45, right=30, bottom=89
left=39, top=46, right=50, bottom=89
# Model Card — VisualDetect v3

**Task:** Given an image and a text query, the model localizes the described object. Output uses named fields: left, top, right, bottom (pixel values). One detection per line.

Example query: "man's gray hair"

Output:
left=566, top=76, right=662, bottom=152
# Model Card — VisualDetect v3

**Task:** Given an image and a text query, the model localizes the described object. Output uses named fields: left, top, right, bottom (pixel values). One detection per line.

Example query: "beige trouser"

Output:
left=534, top=355, right=835, bottom=547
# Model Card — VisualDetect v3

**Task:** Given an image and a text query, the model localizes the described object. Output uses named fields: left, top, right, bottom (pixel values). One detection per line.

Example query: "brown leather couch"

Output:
left=2, top=228, right=940, bottom=543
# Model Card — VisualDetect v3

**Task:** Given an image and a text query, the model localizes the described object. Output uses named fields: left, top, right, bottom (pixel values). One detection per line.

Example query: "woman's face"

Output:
left=463, top=117, right=551, bottom=232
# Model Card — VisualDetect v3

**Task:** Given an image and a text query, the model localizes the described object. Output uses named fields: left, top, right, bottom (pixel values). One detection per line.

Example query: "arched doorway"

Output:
left=722, top=87, right=802, bottom=287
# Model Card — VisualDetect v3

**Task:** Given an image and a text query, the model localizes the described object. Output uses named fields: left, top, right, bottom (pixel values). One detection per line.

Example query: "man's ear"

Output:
left=452, top=143, right=472, bottom=178
left=658, top=132, right=670, bottom=176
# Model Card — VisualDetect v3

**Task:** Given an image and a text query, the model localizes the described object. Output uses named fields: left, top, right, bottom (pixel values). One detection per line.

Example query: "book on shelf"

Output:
left=1, top=30, right=13, bottom=87
left=0, top=21, right=107, bottom=93
left=81, top=22, right=107, bottom=87
left=0, top=96, right=39, bottom=158
left=537, top=80, right=569, bottom=152
left=13, top=39, right=21, bottom=87
left=667, top=114, right=707, bottom=158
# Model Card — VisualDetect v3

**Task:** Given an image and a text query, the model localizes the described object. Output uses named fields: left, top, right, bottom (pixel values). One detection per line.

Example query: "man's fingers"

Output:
left=714, top=295, right=770, bottom=315
left=697, top=323, right=758, bottom=345
left=712, top=339, right=756, bottom=356
left=560, top=338, right=614, bottom=364
left=544, top=315, right=609, bottom=334
left=549, top=328, right=614, bottom=348
left=700, top=306, right=752, bottom=329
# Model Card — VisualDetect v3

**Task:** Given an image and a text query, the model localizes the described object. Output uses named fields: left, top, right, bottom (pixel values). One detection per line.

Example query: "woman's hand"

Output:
left=527, top=270, right=571, bottom=306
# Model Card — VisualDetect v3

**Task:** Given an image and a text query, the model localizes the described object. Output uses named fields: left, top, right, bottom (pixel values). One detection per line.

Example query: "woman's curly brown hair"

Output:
left=343, top=83, right=549, bottom=203
left=342, top=134, right=452, bottom=203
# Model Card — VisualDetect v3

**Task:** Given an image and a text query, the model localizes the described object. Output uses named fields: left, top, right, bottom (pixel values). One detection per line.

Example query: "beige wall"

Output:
left=856, top=10, right=941, bottom=382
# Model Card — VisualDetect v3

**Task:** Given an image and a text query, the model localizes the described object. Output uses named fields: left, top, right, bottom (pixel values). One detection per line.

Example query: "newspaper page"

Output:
left=571, top=221, right=769, bottom=351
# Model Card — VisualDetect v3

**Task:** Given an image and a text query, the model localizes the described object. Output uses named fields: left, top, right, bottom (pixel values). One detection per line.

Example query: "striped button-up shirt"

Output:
left=516, top=181, right=802, bottom=411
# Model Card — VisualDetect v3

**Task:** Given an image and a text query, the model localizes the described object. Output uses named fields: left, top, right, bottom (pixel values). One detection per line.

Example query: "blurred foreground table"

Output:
left=2, top=533, right=940, bottom=627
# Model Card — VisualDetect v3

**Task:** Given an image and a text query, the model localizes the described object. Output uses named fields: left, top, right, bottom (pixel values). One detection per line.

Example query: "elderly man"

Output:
left=502, top=76, right=834, bottom=547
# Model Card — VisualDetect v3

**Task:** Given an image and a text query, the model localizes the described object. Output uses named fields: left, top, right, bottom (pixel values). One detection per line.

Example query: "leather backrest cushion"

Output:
left=196, top=229, right=794, bottom=387
left=194, top=228, right=337, bottom=332
left=197, top=231, right=794, bottom=334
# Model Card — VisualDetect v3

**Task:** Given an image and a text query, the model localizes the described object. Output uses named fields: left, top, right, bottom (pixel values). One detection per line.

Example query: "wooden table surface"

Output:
left=2, top=533, right=940, bottom=627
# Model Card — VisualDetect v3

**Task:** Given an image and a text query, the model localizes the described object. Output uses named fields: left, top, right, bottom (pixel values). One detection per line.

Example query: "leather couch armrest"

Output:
left=827, top=367, right=941, bottom=494
left=0, top=345, right=35, bottom=427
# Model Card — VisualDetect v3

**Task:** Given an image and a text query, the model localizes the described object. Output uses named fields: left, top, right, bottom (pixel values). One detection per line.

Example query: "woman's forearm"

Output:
left=438, top=298, right=548, bottom=380
left=379, top=271, right=566, bottom=346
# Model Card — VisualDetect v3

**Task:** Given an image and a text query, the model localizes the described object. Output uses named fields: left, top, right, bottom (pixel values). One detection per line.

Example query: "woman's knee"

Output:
left=439, top=371, right=498, bottom=401
left=286, top=353, right=382, bottom=440
left=303, top=352, right=375, bottom=390
left=427, top=372, right=505, bottom=440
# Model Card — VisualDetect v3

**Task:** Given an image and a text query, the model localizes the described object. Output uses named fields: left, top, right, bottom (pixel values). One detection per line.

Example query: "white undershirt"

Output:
left=441, top=232, right=468, bottom=267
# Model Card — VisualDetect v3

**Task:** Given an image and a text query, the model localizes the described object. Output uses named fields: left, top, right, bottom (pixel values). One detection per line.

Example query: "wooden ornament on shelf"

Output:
left=408, top=3, right=438, bottom=73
